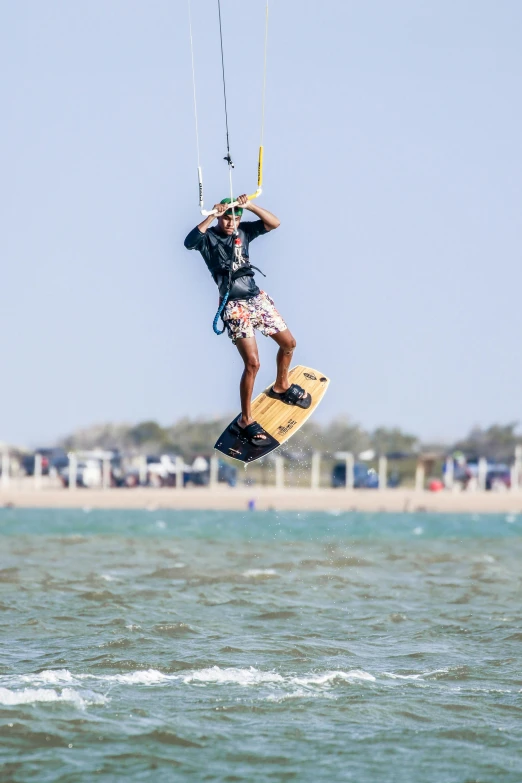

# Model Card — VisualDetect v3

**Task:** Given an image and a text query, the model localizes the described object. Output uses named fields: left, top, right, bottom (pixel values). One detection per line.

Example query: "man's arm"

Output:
left=196, top=202, right=228, bottom=234
left=184, top=226, right=206, bottom=249
left=184, top=202, right=229, bottom=250
left=240, top=196, right=280, bottom=231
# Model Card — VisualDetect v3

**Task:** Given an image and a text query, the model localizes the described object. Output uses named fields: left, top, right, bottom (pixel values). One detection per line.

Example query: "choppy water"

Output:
left=0, top=508, right=521, bottom=782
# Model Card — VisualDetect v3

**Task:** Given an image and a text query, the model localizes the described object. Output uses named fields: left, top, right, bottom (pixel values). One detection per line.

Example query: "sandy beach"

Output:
left=1, top=487, right=522, bottom=513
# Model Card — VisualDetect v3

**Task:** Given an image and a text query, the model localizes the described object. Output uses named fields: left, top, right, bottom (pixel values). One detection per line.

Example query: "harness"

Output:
left=212, top=235, right=266, bottom=335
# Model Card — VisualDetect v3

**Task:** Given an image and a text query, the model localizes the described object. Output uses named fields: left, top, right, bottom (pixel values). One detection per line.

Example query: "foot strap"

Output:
left=267, top=383, right=312, bottom=409
left=229, top=419, right=269, bottom=447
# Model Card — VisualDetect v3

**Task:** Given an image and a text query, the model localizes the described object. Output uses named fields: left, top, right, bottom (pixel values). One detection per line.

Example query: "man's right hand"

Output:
left=197, top=202, right=226, bottom=234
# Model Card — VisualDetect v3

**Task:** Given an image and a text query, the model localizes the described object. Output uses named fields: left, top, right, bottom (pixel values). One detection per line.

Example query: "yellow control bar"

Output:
left=200, top=146, right=264, bottom=216
left=247, top=145, right=263, bottom=201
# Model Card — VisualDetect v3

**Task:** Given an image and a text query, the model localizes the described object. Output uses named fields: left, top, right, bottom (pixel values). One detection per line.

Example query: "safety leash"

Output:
left=213, top=265, right=232, bottom=336
left=212, top=234, right=239, bottom=336
left=213, top=291, right=230, bottom=335
left=212, top=261, right=267, bottom=336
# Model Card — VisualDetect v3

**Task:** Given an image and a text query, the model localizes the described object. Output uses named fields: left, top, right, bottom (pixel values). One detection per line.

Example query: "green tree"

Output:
left=321, top=416, right=371, bottom=456
left=128, top=421, right=168, bottom=447
left=370, top=427, right=419, bottom=456
left=453, top=422, right=521, bottom=461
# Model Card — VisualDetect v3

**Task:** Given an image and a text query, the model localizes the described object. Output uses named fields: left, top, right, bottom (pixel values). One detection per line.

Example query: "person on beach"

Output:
left=184, top=195, right=311, bottom=446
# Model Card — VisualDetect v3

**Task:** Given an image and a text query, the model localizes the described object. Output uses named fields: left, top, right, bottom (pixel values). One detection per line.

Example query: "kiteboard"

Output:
left=214, top=365, right=330, bottom=463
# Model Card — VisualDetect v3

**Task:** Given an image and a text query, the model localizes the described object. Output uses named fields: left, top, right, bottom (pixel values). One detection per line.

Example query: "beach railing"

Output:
left=415, top=463, right=425, bottom=491
left=1, top=446, right=522, bottom=495
left=378, top=456, right=387, bottom=490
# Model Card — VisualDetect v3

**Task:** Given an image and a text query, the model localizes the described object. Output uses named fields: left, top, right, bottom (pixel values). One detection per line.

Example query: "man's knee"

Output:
left=245, top=356, right=261, bottom=373
left=281, top=334, right=297, bottom=353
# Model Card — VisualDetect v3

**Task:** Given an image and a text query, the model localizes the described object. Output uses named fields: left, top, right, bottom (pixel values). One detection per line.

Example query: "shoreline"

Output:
left=1, top=487, right=522, bottom=513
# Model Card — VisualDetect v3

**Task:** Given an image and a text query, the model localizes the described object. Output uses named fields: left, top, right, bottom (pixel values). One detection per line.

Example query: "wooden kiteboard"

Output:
left=214, top=365, right=330, bottom=463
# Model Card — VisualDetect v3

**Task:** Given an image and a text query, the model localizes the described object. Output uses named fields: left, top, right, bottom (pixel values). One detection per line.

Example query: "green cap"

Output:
left=220, top=197, right=243, bottom=218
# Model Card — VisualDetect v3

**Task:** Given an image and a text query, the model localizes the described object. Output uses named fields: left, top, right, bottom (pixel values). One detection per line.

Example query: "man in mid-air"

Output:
left=184, top=195, right=310, bottom=445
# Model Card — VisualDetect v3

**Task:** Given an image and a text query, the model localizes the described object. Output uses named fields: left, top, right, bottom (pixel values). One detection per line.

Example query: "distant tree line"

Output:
left=58, top=418, right=522, bottom=463
left=452, top=422, right=521, bottom=462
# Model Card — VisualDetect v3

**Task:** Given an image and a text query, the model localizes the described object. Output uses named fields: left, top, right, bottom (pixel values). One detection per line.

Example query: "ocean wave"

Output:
left=94, top=666, right=376, bottom=689
left=383, top=672, right=424, bottom=680
left=290, top=670, right=376, bottom=686
left=182, top=667, right=285, bottom=685
left=10, top=668, right=173, bottom=687
left=97, top=669, right=174, bottom=685
left=0, top=686, right=107, bottom=708
left=7, top=666, right=378, bottom=690
left=19, top=669, right=77, bottom=685
left=383, top=669, right=449, bottom=681
left=7, top=665, right=513, bottom=708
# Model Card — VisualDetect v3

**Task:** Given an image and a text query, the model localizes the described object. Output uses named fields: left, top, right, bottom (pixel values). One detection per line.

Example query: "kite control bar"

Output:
left=199, top=146, right=264, bottom=217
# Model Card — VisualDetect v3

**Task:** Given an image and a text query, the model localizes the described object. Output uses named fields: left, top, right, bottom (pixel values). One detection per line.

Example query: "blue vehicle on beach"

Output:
left=332, top=462, right=377, bottom=488
left=331, top=462, right=401, bottom=488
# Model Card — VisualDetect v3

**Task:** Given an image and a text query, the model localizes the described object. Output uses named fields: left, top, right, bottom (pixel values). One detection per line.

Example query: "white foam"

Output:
left=182, top=666, right=284, bottom=685
left=412, top=526, right=423, bottom=535
left=383, top=672, right=423, bottom=680
left=242, top=569, right=278, bottom=578
left=470, top=687, right=512, bottom=694
left=291, top=670, right=376, bottom=686
left=384, top=668, right=449, bottom=681
left=0, top=687, right=106, bottom=708
left=6, top=666, right=376, bottom=693
left=20, top=669, right=77, bottom=685
left=11, top=669, right=176, bottom=687
left=100, top=669, right=173, bottom=685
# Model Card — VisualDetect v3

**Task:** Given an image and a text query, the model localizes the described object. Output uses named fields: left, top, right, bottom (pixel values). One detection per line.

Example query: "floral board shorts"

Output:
left=223, top=290, right=288, bottom=343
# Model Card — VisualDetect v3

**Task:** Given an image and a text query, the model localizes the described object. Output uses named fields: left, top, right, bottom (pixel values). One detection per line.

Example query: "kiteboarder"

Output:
left=184, top=196, right=311, bottom=444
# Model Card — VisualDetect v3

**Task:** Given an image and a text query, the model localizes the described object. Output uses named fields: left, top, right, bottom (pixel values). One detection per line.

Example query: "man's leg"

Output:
left=270, top=329, right=297, bottom=394
left=235, top=336, right=265, bottom=435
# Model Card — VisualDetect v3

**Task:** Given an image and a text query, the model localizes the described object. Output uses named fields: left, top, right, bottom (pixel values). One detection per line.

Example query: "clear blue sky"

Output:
left=2, top=0, right=521, bottom=446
